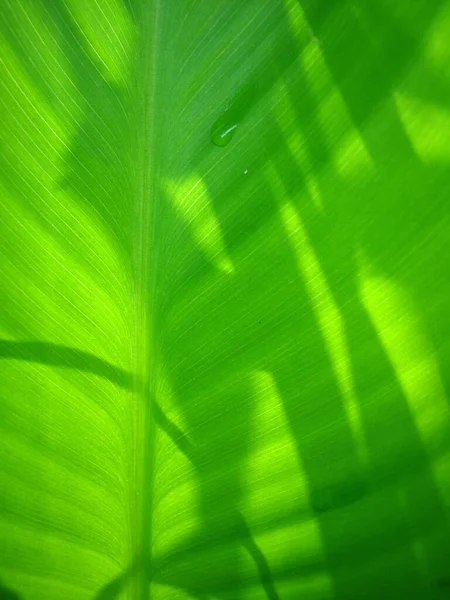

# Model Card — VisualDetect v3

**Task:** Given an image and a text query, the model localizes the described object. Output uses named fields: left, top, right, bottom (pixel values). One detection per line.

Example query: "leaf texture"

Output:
left=1, top=1, right=450, bottom=599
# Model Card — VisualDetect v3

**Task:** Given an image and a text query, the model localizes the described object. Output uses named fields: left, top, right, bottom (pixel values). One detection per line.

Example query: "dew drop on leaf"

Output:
left=210, top=118, right=237, bottom=147
left=210, top=81, right=256, bottom=147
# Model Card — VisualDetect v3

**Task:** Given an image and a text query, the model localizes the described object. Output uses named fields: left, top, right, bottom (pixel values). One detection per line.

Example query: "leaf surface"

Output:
left=1, top=1, right=450, bottom=599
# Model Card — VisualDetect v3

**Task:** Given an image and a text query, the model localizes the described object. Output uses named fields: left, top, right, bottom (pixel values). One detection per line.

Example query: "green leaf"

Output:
left=1, top=1, right=450, bottom=599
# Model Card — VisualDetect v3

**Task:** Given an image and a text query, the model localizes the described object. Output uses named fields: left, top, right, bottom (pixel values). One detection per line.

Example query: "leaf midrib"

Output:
left=131, top=1, right=165, bottom=598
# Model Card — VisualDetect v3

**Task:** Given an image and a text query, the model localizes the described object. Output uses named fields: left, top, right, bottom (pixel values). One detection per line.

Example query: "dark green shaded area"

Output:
left=0, top=581, right=22, bottom=600
left=154, top=2, right=450, bottom=599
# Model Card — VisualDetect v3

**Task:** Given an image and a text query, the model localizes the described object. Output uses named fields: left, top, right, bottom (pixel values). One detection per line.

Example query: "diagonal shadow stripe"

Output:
left=0, top=340, right=133, bottom=389
left=234, top=510, right=280, bottom=600
left=94, top=557, right=139, bottom=600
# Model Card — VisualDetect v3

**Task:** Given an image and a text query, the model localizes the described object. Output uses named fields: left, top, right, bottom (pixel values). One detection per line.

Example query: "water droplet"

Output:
left=211, top=119, right=238, bottom=147
left=210, top=81, right=257, bottom=147
left=244, top=169, right=248, bottom=174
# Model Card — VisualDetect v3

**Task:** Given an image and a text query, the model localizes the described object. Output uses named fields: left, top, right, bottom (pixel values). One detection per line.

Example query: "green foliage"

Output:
left=1, top=1, right=450, bottom=599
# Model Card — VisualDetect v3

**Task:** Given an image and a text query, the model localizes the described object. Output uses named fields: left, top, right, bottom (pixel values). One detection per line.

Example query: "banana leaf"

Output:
left=1, top=0, right=450, bottom=599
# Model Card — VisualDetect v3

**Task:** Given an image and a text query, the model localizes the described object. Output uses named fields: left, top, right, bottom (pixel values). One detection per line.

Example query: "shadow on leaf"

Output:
left=0, top=580, right=22, bottom=600
left=0, top=340, right=133, bottom=390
